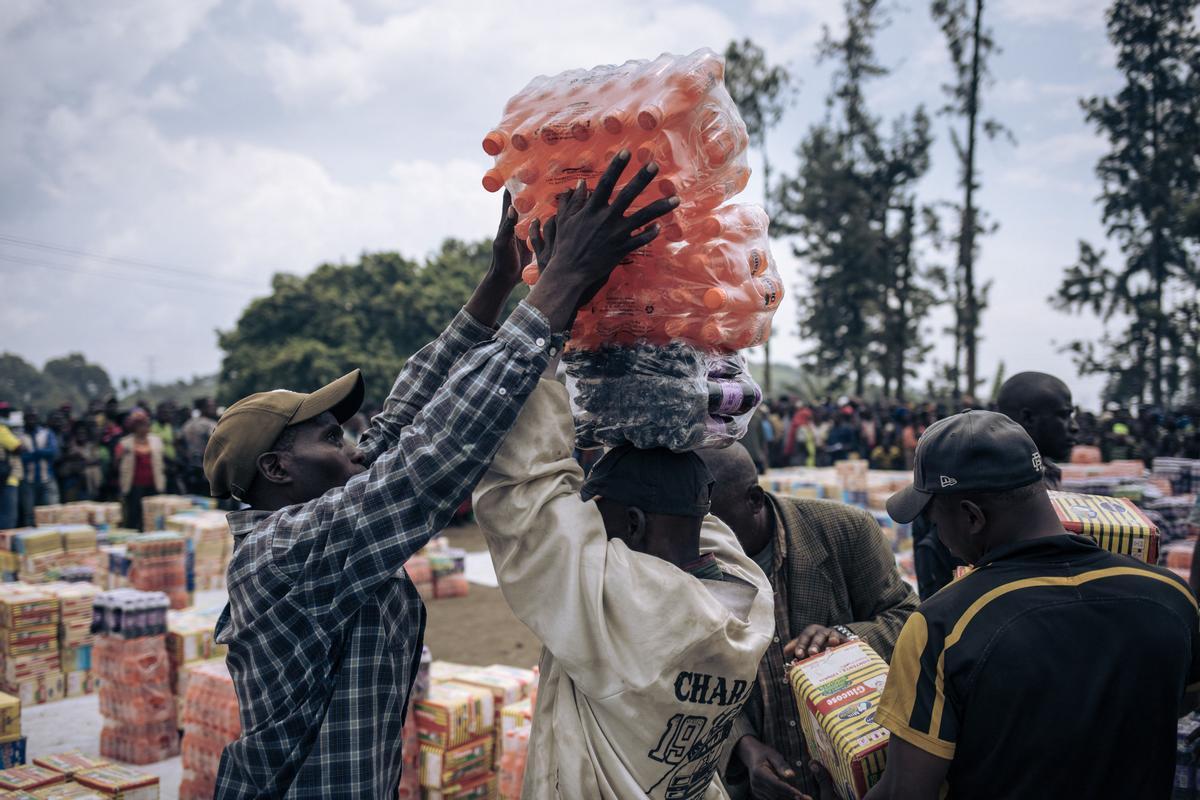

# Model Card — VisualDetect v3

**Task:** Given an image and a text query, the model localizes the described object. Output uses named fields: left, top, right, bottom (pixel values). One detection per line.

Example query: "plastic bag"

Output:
left=565, top=343, right=761, bottom=452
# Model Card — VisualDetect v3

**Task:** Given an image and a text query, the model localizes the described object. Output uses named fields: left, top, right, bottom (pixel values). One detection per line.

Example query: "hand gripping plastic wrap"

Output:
left=482, top=49, right=780, bottom=451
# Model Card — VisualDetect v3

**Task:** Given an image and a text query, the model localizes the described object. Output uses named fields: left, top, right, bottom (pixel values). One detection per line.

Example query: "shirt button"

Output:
left=789, top=720, right=797, bottom=728
left=549, top=347, right=557, bottom=356
left=535, top=337, right=546, bottom=347
left=773, top=637, right=780, bottom=643
left=499, top=387, right=508, bottom=396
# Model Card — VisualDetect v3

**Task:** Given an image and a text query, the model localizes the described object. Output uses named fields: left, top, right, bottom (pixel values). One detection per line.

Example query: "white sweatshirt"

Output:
left=472, top=379, right=774, bottom=800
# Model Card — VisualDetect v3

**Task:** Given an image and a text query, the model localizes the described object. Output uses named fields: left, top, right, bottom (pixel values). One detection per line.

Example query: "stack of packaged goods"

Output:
left=1145, top=495, right=1199, bottom=544
left=421, top=540, right=468, bottom=600
left=166, top=607, right=227, bottom=712
left=43, top=583, right=98, bottom=698
left=56, top=526, right=99, bottom=584
left=31, top=503, right=122, bottom=529
left=178, top=659, right=240, bottom=800
left=415, top=681, right=496, bottom=798
left=30, top=751, right=110, bottom=780
left=126, top=534, right=188, bottom=610
left=92, top=590, right=178, bottom=764
left=139, top=496, right=194, bottom=533
left=11, top=529, right=66, bottom=585
left=398, top=647, right=432, bottom=800
left=0, top=584, right=62, bottom=706
left=0, top=765, right=64, bottom=794
left=69, top=765, right=160, bottom=799
left=498, top=724, right=530, bottom=800
left=485, top=49, right=778, bottom=453
left=403, top=552, right=433, bottom=599
left=0, top=691, right=21, bottom=768
left=165, top=512, right=229, bottom=592
left=789, top=641, right=890, bottom=799
left=1048, top=490, right=1162, bottom=564
left=1164, top=541, right=1194, bottom=581
left=1153, top=457, right=1200, bottom=496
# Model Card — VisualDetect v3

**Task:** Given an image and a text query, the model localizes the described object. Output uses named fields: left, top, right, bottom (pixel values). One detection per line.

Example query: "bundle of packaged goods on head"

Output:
left=91, top=590, right=178, bottom=764
left=124, top=534, right=188, bottom=609
left=164, top=512, right=229, bottom=592
left=483, top=49, right=780, bottom=452
left=788, top=641, right=890, bottom=800
left=139, top=496, right=194, bottom=534
left=397, top=647, right=432, bottom=800
left=0, top=584, right=63, bottom=707
left=1048, top=490, right=1161, bottom=563
left=177, top=659, right=239, bottom=800
left=165, top=607, right=227, bottom=701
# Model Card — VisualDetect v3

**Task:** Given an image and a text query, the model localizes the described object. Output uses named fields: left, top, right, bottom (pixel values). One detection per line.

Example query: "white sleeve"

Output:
left=472, top=379, right=741, bottom=699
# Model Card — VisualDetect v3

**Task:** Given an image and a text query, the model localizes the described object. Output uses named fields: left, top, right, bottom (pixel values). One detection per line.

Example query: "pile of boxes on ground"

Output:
left=177, top=658, right=239, bottom=800
left=0, top=750, right=160, bottom=798
left=0, top=582, right=99, bottom=709
left=402, top=657, right=538, bottom=800
left=404, top=537, right=470, bottom=601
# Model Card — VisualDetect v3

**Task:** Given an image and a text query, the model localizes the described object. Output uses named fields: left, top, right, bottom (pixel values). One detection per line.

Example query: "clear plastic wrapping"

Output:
left=565, top=343, right=761, bottom=451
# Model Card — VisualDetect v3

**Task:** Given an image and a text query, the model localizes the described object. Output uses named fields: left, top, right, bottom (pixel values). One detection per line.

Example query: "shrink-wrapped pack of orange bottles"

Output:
left=483, top=49, right=780, bottom=451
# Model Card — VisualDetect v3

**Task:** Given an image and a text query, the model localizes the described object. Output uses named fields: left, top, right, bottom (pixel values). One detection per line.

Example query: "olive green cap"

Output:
left=203, top=369, right=365, bottom=501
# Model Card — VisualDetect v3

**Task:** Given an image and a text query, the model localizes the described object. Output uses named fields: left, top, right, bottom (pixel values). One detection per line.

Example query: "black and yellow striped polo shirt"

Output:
left=876, top=534, right=1200, bottom=799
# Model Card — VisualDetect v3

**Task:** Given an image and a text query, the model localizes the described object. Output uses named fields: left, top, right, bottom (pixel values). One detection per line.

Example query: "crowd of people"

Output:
left=0, top=396, right=221, bottom=530
left=741, top=392, right=1200, bottom=475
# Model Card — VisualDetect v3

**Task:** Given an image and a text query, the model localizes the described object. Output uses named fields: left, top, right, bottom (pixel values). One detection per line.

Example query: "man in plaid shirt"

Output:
left=204, top=154, right=679, bottom=799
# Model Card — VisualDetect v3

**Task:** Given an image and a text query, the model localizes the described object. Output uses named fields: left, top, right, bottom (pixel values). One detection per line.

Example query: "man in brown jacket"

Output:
left=702, top=444, right=917, bottom=800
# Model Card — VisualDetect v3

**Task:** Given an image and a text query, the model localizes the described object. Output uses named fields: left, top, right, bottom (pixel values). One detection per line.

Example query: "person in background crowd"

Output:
left=59, top=421, right=108, bottom=503
left=871, top=410, right=1198, bottom=800
left=911, top=371, right=1080, bottom=600
left=181, top=398, right=218, bottom=496
left=870, top=426, right=904, bottom=471
left=825, top=405, right=861, bottom=464
left=116, top=409, right=165, bottom=531
left=0, top=404, right=23, bottom=530
left=742, top=403, right=771, bottom=474
left=701, top=443, right=917, bottom=800
left=785, top=406, right=818, bottom=468
left=1103, top=420, right=1141, bottom=462
left=151, top=402, right=181, bottom=494
left=95, top=397, right=125, bottom=502
left=995, top=371, right=1079, bottom=488
left=20, top=410, right=60, bottom=510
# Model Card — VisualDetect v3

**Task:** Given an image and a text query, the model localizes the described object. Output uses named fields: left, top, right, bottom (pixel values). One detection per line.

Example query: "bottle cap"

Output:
left=481, top=170, right=505, bottom=193
left=482, top=131, right=508, bottom=156
left=703, top=288, right=727, bottom=310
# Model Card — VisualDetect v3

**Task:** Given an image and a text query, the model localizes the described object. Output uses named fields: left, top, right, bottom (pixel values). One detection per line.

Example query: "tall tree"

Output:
left=776, top=0, right=941, bottom=397
left=1053, top=0, right=1200, bottom=408
left=931, top=0, right=1011, bottom=398
left=217, top=240, right=526, bottom=406
left=724, top=39, right=797, bottom=397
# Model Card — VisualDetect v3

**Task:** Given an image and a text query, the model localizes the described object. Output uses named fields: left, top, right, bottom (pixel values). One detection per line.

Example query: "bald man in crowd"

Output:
left=913, top=370, right=1080, bottom=599
left=702, top=443, right=917, bottom=800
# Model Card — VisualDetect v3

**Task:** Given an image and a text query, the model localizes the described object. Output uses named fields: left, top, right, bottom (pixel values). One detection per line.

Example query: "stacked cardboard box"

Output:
left=0, top=585, right=62, bottom=706
left=93, top=591, right=178, bottom=765
left=429, top=549, right=468, bottom=600
left=0, top=692, right=22, bottom=769
left=70, top=765, right=160, bottom=799
left=789, top=641, right=890, bottom=800
left=139, top=497, right=195, bottom=534
left=178, top=659, right=239, bottom=800
left=414, top=682, right=496, bottom=796
left=166, top=608, right=226, bottom=709
left=498, top=724, right=530, bottom=800
left=1048, top=490, right=1162, bottom=563
left=32, top=503, right=122, bottom=529
left=42, top=583, right=98, bottom=698
left=126, top=534, right=188, bottom=610
left=30, top=751, right=110, bottom=780
left=0, top=765, right=63, bottom=793
left=398, top=647, right=431, bottom=800
left=165, top=513, right=229, bottom=592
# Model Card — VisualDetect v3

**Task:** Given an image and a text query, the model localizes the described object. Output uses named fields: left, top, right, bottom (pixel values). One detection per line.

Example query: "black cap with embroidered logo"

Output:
left=886, top=410, right=1045, bottom=524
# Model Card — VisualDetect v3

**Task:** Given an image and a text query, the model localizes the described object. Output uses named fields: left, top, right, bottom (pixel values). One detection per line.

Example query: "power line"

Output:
left=0, top=253, right=261, bottom=298
left=0, top=233, right=264, bottom=289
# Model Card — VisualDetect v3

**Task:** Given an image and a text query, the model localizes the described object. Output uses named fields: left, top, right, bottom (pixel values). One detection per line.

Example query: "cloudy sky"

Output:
left=1, top=0, right=1118, bottom=405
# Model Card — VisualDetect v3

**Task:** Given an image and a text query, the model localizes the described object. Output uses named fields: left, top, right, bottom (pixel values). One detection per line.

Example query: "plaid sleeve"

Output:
left=357, top=306, right=496, bottom=464
left=270, top=300, right=557, bottom=630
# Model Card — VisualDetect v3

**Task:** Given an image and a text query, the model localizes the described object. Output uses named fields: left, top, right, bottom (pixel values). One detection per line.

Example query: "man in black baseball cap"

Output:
left=862, top=410, right=1200, bottom=800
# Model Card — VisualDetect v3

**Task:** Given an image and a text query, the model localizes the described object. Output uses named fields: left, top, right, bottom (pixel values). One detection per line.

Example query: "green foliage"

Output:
left=217, top=239, right=526, bottom=407
left=0, top=352, right=114, bottom=411
left=774, top=0, right=943, bottom=400
left=1053, top=0, right=1200, bottom=407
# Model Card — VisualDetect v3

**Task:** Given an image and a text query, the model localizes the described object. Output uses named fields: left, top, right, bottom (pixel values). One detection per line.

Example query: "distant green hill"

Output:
left=120, top=373, right=220, bottom=409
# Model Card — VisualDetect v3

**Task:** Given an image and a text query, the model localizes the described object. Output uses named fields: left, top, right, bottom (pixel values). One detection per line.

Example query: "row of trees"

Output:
left=727, top=0, right=1200, bottom=408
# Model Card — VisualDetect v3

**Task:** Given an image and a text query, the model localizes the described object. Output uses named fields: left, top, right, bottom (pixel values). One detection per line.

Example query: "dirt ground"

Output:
left=419, top=521, right=544, bottom=668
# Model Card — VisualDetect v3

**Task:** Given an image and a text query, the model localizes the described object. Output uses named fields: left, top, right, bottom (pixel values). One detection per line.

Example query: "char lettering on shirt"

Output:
left=673, top=670, right=748, bottom=707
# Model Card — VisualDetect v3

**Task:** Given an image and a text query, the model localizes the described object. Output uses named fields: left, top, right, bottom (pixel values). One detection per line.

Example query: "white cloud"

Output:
left=995, top=0, right=1107, bottom=28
